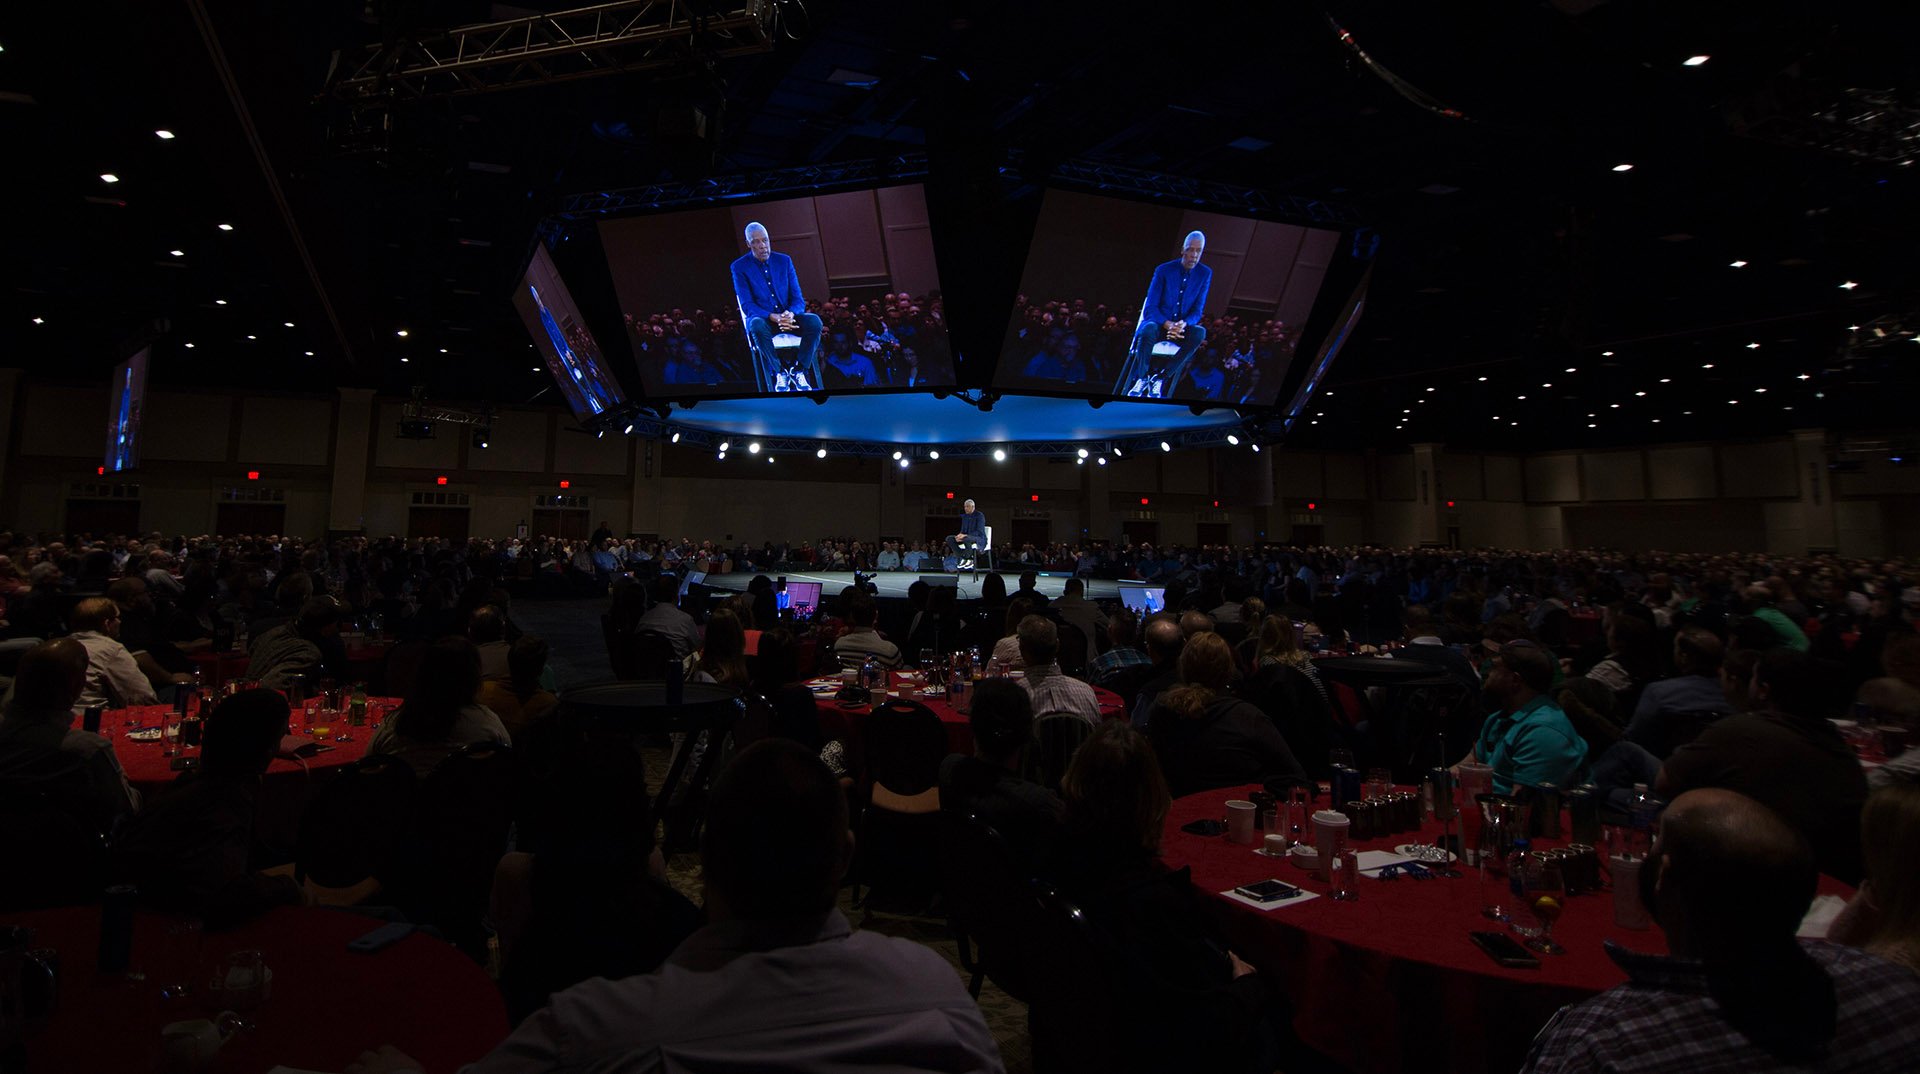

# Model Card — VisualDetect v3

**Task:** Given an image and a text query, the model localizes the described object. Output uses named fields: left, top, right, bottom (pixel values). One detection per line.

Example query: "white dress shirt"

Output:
left=71, top=630, right=157, bottom=710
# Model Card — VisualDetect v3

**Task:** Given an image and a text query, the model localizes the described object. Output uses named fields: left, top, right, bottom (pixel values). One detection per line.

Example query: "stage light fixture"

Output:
left=748, top=442, right=762, bottom=455
left=1226, top=435, right=1239, bottom=446
left=816, top=447, right=827, bottom=458
left=1077, top=448, right=1089, bottom=458
left=1097, top=458, right=1107, bottom=465
left=217, top=223, right=233, bottom=231
left=717, top=451, right=726, bottom=460
left=993, top=448, right=1007, bottom=462
left=898, top=458, right=909, bottom=469
left=472, top=429, right=490, bottom=449
left=100, top=173, right=119, bottom=183
left=169, top=250, right=184, bottom=257
left=1682, top=55, right=1709, bottom=66
left=891, top=450, right=902, bottom=460
left=670, top=432, right=681, bottom=443
left=155, top=129, right=176, bottom=139
left=623, top=423, right=635, bottom=434
left=928, top=450, right=940, bottom=460
left=1250, top=444, right=1261, bottom=453
left=1160, top=441, right=1171, bottom=452
left=596, top=431, right=604, bottom=439
left=1077, top=458, right=1085, bottom=465
left=1611, top=163, right=1634, bottom=172
left=718, top=441, right=730, bottom=452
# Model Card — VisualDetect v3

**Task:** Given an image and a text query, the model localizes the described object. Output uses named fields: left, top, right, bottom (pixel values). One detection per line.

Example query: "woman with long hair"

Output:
left=988, top=596, right=1036, bottom=670
left=368, top=637, right=509, bottom=775
left=1145, top=632, right=1306, bottom=797
left=1252, top=615, right=1329, bottom=707
left=694, top=608, right=750, bottom=690
left=1830, top=782, right=1920, bottom=974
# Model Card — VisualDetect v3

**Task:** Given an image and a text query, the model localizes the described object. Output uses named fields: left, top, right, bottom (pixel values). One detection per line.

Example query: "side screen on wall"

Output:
left=103, top=347, right=150, bottom=473
left=995, top=189, right=1341, bottom=406
left=513, top=244, right=628, bottom=421
left=599, top=184, right=955, bottom=397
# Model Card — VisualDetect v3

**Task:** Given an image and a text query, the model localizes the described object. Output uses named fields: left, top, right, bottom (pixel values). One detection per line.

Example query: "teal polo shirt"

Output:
left=1475, top=695, right=1588, bottom=795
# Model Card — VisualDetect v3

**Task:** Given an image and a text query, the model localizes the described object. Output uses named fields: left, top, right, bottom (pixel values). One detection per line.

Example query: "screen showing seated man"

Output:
left=103, top=347, right=150, bottom=474
left=513, top=245, right=628, bottom=421
left=780, top=581, right=822, bottom=620
left=1119, top=586, right=1166, bottom=616
left=995, top=189, right=1341, bottom=406
left=599, top=185, right=956, bottom=397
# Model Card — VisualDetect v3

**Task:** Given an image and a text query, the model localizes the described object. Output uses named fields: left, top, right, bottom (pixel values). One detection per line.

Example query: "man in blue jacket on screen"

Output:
left=730, top=221, right=823, bottom=391
left=1119, top=230, right=1211, bottom=399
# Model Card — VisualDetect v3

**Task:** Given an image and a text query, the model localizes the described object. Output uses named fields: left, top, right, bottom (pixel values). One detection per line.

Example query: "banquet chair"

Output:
left=556, top=682, right=743, bottom=854
left=1024, top=713, right=1095, bottom=794
left=851, top=699, right=947, bottom=915
left=633, top=632, right=678, bottom=679
left=293, top=753, right=417, bottom=902
left=601, top=612, right=640, bottom=680
left=404, top=741, right=519, bottom=957
left=935, top=812, right=1046, bottom=1001
left=737, top=297, right=815, bottom=393
left=1054, top=621, right=1090, bottom=679
left=0, top=782, right=108, bottom=912
left=1026, top=882, right=1142, bottom=1074
left=967, top=525, right=994, bottom=579
left=1234, top=663, right=1341, bottom=782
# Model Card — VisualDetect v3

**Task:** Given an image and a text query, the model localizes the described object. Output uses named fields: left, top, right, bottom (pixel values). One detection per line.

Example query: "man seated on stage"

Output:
left=1118, top=230, right=1211, bottom=399
left=943, top=499, right=987, bottom=569
left=729, top=222, right=823, bottom=390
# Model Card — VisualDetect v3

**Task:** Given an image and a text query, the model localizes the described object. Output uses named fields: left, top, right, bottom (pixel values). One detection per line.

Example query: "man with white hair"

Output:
left=1119, top=229, right=1212, bottom=398
left=944, top=499, right=987, bottom=570
left=729, top=221, right=823, bottom=390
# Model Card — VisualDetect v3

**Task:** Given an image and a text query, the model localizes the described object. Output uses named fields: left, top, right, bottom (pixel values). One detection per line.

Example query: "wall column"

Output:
left=1792, top=428, right=1838, bottom=553
left=878, top=457, right=908, bottom=541
left=326, top=388, right=376, bottom=534
left=0, top=369, right=24, bottom=521
left=1412, top=442, right=1446, bottom=546
left=629, top=436, right=667, bottom=537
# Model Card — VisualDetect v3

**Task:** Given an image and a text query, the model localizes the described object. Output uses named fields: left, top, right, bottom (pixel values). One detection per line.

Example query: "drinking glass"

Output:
left=207, top=949, right=269, bottom=1013
left=1512, top=853, right=1567, bottom=954
left=1365, top=767, right=1393, bottom=800
left=1329, top=748, right=1355, bottom=770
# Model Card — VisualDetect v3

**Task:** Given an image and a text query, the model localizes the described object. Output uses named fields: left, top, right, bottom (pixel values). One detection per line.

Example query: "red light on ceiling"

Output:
left=1030, top=494, right=1040, bottom=502
left=1140, top=497, right=1150, bottom=506
left=435, top=476, right=448, bottom=486
left=945, top=491, right=954, bottom=500
left=246, top=471, right=260, bottom=481
left=1307, top=502, right=1317, bottom=511
left=559, top=480, right=571, bottom=490
left=1446, top=500, right=1456, bottom=508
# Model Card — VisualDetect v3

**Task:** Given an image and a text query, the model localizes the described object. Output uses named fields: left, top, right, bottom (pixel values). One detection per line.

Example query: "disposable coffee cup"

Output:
left=1311, top=809, right=1350, bottom=881
left=1610, top=854, right=1652, bottom=930
left=1225, top=800, right=1257, bottom=845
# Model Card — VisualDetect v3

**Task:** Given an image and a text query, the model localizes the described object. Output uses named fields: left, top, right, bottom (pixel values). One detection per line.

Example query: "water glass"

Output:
left=1513, top=853, right=1567, bottom=954
left=1364, top=767, right=1393, bottom=800
left=206, top=950, right=269, bottom=1013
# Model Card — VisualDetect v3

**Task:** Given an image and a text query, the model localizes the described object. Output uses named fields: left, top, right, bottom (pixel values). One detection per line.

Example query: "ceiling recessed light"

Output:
left=1839, top=280, right=1859, bottom=290
left=169, top=249, right=184, bottom=257
left=1610, top=403, right=1621, bottom=408
left=1754, top=387, right=1767, bottom=393
left=155, top=129, right=178, bottom=140
left=1542, top=383, right=1552, bottom=388
left=1588, top=423, right=1598, bottom=428
left=1517, top=395, right=1527, bottom=400
left=530, top=367, right=540, bottom=372
left=1729, top=260, right=1748, bottom=268
left=1849, top=324, right=1861, bottom=331
left=1565, top=367, right=1576, bottom=373
left=303, top=350, right=314, bottom=356
left=395, top=329, right=409, bottom=338
left=1425, top=387, right=1436, bottom=392
left=1660, top=377, right=1671, bottom=383
left=1602, top=350, right=1615, bottom=357
left=99, top=173, right=119, bottom=184
left=1746, top=342, right=1760, bottom=349
left=1652, top=418, right=1661, bottom=423
left=283, top=321, right=295, bottom=328
left=245, top=334, right=256, bottom=340
left=1727, top=399, right=1738, bottom=405
left=1611, top=163, right=1634, bottom=172
left=1683, top=55, right=1710, bottom=66
left=816, top=447, right=827, bottom=458
left=31, top=317, right=44, bottom=325
left=1702, top=363, right=1714, bottom=369
left=1798, top=374, right=1811, bottom=380
left=1636, top=391, right=1647, bottom=397
left=1477, top=376, right=1488, bottom=382
left=217, top=223, right=233, bottom=231
left=214, top=299, right=227, bottom=305
left=399, top=357, right=409, bottom=363
left=183, top=342, right=194, bottom=348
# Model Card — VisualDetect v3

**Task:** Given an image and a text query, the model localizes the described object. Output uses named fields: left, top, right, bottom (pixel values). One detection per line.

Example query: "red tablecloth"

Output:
left=109, top=698, right=400, bottom=850
left=812, top=671, right=1126, bottom=757
left=1160, top=789, right=1854, bottom=1074
left=4, top=904, right=506, bottom=1073
left=187, top=650, right=251, bottom=690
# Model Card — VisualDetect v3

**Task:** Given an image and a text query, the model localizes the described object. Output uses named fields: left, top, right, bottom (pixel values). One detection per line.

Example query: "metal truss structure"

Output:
left=1047, top=160, right=1369, bottom=229
left=329, top=0, right=774, bottom=103
left=401, top=398, right=493, bottom=428
left=548, top=154, right=928, bottom=225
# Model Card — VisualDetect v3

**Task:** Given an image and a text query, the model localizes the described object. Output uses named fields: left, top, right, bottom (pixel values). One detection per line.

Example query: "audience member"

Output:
left=751, top=628, right=823, bottom=751
left=1130, top=615, right=1186, bottom=727
left=1461, top=640, right=1587, bottom=795
left=469, top=605, right=511, bottom=681
left=1016, top=615, right=1102, bottom=726
left=378, top=739, right=1001, bottom=1073
left=1521, top=788, right=1920, bottom=1072
left=831, top=595, right=902, bottom=670
left=694, top=608, right=751, bottom=689
left=1145, top=631, right=1307, bottom=796
left=636, top=575, right=702, bottom=660
left=1050, top=577, right=1107, bottom=665
left=477, top=636, right=559, bottom=741
left=68, top=597, right=157, bottom=710
left=0, top=638, right=140, bottom=833
left=938, top=678, right=1063, bottom=865
left=367, top=638, right=511, bottom=776
left=988, top=597, right=1035, bottom=670
left=112, top=691, right=303, bottom=927
left=1659, top=648, right=1868, bottom=883
left=1624, top=627, right=1730, bottom=759
left=245, top=596, right=338, bottom=691
left=1828, top=782, right=1920, bottom=975
left=1088, top=607, right=1148, bottom=687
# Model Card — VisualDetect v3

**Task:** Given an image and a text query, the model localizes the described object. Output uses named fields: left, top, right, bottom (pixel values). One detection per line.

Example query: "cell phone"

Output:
left=1470, top=930, right=1541, bottom=969
left=1233, top=879, right=1304, bottom=903
left=347, top=922, right=415, bottom=953
left=1181, top=819, right=1228, bottom=836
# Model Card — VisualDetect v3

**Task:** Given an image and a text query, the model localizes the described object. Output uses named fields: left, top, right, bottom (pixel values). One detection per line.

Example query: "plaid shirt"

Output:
left=1088, top=645, right=1150, bottom=687
left=1023, top=663, right=1103, bottom=726
left=1521, top=940, right=1920, bottom=1073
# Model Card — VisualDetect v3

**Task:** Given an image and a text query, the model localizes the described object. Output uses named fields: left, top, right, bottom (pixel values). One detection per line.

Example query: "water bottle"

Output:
left=862, top=655, right=880, bottom=692
left=1626, top=783, right=1657, bottom=859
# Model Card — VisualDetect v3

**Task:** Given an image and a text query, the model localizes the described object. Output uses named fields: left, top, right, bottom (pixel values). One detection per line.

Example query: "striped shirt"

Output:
left=1022, top=663, right=1102, bottom=726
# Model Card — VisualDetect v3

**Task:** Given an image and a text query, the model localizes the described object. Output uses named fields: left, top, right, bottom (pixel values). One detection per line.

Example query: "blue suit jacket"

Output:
left=1141, top=260, right=1212, bottom=326
left=958, top=511, right=986, bottom=540
left=731, top=252, right=806, bottom=321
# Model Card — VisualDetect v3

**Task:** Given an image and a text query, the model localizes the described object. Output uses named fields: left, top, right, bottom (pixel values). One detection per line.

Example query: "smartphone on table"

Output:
left=1233, top=879, right=1304, bottom=903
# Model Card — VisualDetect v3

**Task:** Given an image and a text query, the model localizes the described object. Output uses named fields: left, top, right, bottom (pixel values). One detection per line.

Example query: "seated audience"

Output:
left=68, top=597, right=157, bottom=710
left=105, top=576, right=196, bottom=689
left=1829, top=782, right=1920, bottom=975
left=1129, top=614, right=1187, bottom=728
left=245, top=596, right=339, bottom=691
left=939, top=678, right=1064, bottom=865
left=1252, top=614, right=1329, bottom=706
left=1050, top=577, right=1106, bottom=665
left=360, top=739, right=1000, bottom=1073
left=1521, top=788, right=1920, bottom=1072
left=1462, top=640, right=1587, bottom=795
left=752, top=628, right=824, bottom=751
left=476, top=636, right=559, bottom=741
left=831, top=595, right=902, bottom=671
left=694, top=608, right=751, bottom=689
left=469, top=604, right=511, bottom=681
left=1017, top=615, right=1102, bottom=726
left=367, top=638, right=511, bottom=776
left=0, top=638, right=140, bottom=834
left=112, top=691, right=303, bottom=927
left=1145, top=631, right=1307, bottom=796
left=1049, top=723, right=1286, bottom=1074
left=988, top=597, right=1036, bottom=671
left=1659, top=648, right=1868, bottom=884
left=636, top=575, right=702, bottom=660
left=1088, top=608, right=1149, bottom=687
left=1625, top=627, right=1731, bottom=759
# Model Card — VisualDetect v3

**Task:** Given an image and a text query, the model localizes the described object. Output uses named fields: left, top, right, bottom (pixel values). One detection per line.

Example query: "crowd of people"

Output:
left=625, top=289, right=953, bottom=391
left=5, top=525, right=1920, bottom=1072
left=1003, top=292, right=1295, bottom=402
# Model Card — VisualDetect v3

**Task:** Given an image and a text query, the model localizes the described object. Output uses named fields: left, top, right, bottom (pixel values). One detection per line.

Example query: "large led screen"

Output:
left=103, top=347, right=149, bottom=473
left=996, top=190, right=1341, bottom=406
left=599, top=185, right=955, bottom=397
left=513, top=244, right=627, bottom=420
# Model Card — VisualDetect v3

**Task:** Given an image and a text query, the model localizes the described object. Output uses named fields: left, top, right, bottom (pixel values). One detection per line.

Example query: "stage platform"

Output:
left=699, top=569, right=1127, bottom=603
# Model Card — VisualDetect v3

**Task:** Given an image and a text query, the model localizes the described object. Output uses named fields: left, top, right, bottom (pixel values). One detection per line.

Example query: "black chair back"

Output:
left=558, top=681, right=743, bottom=852
left=1025, top=714, right=1094, bottom=793
left=406, top=741, right=518, bottom=952
left=1099, top=663, right=1159, bottom=715
left=1055, top=622, right=1090, bottom=679
left=633, top=633, right=678, bottom=679
left=602, top=612, right=640, bottom=680
left=1027, top=882, right=1142, bottom=1074
left=294, top=753, right=417, bottom=889
left=379, top=641, right=430, bottom=700
left=935, top=812, right=1046, bottom=1001
left=862, top=699, right=947, bottom=797
left=0, top=782, right=107, bottom=911
left=1236, top=662, right=1341, bottom=781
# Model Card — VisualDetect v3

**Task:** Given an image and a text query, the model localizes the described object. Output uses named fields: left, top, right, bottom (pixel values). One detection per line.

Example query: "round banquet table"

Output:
left=1160, top=788, right=1854, bottom=1074
left=108, top=698, right=402, bottom=848
left=2, top=904, right=507, bottom=1073
left=810, top=670, right=1125, bottom=757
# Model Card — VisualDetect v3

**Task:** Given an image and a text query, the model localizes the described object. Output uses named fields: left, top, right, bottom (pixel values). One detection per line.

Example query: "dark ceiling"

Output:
left=3, top=0, right=1917, bottom=453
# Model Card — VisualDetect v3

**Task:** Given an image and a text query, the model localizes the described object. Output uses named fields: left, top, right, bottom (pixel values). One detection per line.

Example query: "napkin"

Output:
left=1218, top=886, right=1322, bottom=912
left=1354, top=850, right=1414, bottom=873
left=1797, top=893, right=1848, bottom=939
